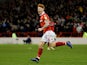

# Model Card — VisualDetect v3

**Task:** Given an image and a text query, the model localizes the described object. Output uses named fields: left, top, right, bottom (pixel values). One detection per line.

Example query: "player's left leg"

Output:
left=50, top=41, right=72, bottom=48
left=47, top=42, right=55, bottom=50
left=48, top=31, right=72, bottom=48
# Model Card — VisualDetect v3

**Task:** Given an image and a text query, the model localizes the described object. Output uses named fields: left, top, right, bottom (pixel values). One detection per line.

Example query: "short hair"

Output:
left=38, top=3, right=45, bottom=9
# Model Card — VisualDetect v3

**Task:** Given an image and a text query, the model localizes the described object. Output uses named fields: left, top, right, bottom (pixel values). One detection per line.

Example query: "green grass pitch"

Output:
left=0, top=44, right=87, bottom=65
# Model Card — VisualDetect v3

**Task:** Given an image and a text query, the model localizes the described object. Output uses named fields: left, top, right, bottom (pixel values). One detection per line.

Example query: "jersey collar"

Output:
left=40, top=11, right=45, bottom=16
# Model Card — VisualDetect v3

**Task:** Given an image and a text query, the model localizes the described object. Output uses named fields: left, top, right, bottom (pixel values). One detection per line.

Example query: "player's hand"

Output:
left=38, top=28, right=43, bottom=31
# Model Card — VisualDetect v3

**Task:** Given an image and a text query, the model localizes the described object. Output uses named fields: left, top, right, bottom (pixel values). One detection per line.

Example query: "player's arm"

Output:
left=38, top=20, right=50, bottom=31
left=42, top=19, right=50, bottom=29
left=38, top=19, right=50, bottom=31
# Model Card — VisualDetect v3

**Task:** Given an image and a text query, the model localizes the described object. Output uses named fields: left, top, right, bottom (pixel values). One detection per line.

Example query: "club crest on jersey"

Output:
left=44, top=15, right=47, bottom=20
left=40, top=20, right=43, bottom=22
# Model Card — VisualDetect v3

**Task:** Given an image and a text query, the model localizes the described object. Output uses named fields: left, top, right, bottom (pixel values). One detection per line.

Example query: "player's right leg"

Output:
left=31, top=31, right=51, bottom=62
left=31, top=41, right=45, bottom=63
left=31, top=58, right=39, bottom=63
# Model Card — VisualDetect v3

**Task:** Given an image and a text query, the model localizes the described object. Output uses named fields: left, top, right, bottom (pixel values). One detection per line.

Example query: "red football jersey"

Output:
left=40, top=12, right=54, bottom=33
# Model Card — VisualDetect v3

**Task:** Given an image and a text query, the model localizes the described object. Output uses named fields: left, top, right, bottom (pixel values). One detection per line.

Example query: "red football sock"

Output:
left=37, top=48, right=43, bottom=58
left=56, top=42, right=65, bottom=47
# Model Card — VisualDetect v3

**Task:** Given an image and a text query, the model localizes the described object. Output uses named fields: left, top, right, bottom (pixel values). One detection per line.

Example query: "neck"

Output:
left=40, top=11, right=45, bottom=16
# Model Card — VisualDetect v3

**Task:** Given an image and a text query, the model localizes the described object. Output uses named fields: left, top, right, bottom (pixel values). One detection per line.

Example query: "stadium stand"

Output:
left=0, top=0, right=87, bottom=37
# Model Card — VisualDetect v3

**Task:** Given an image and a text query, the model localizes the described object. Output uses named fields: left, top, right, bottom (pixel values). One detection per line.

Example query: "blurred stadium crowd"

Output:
left=0, top=0, right=87, bottom=37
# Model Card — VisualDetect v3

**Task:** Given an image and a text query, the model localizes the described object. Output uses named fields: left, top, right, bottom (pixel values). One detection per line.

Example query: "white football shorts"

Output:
left=41, top=30, right=56, bottom=43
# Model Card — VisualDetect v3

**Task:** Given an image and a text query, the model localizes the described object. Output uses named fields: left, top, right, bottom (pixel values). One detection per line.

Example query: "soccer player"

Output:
left=31, top=3, right=72, bottom=63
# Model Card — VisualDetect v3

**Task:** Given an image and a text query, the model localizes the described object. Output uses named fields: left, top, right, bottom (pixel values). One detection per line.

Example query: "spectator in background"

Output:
left=76, top=23, right=83, bottom=33
left=0, top=0, right=87, bottom=37
left=23, top=35, right=32, bottom=44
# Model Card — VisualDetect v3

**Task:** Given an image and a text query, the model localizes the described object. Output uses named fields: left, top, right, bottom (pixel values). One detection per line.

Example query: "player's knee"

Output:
left=38, top=42, right=44, bottom=48
left=38, top=45, right=44, bottom=49
left=50, top=42, right=56, bottom=47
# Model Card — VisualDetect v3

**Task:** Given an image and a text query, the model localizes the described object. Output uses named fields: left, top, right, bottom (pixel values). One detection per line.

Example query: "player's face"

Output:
left=37, top=7, right=44, bottom=15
